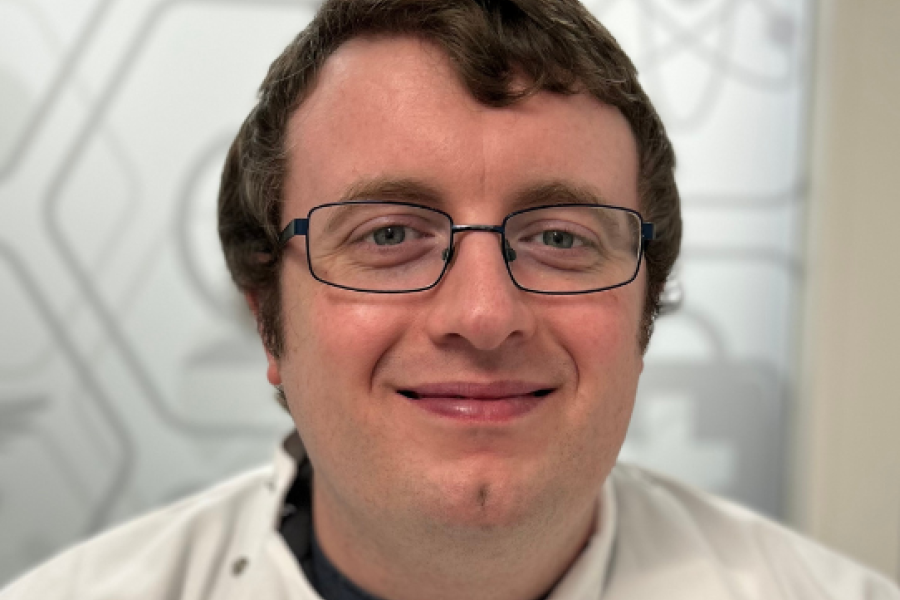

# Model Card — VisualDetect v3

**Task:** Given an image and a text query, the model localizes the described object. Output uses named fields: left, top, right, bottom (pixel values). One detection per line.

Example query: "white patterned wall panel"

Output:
left=0, top=0, right=812, bottom=585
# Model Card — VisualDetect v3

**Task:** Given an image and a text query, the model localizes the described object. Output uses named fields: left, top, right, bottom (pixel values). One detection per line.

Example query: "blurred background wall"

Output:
left=0, top=0, right=895, bottom=587
left=793, top=0, right=900, bottom=580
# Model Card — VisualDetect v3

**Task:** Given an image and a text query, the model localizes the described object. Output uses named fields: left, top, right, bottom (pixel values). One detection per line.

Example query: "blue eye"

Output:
left=542, top=230, right=576, bottom=249
left=371, top=226, right=407, bottom=246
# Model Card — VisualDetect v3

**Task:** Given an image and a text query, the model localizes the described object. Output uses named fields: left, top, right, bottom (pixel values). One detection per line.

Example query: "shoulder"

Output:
left=0, top=466, right=277, bottom=600
left=606, top=463, right=900, bottom=600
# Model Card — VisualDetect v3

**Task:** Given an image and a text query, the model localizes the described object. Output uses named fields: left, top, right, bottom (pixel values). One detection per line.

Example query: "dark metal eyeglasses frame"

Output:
left=278, top=201, right=655, bottom=295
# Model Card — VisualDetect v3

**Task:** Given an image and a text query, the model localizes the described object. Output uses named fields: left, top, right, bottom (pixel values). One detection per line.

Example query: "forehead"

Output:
left=284, top=35, right=639, bottom=219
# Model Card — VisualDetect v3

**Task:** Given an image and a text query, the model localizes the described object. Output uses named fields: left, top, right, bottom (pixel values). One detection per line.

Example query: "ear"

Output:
left=244, top=291, right=283, bottom=387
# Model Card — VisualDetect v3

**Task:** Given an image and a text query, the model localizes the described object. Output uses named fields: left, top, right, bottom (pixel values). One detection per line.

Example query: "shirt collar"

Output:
left=547, top=473, right=618, bottom=599
left=273, top=430, right=304, bottom=499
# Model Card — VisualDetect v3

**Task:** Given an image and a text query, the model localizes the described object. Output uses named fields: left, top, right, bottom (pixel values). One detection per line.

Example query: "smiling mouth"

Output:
left=398, top=389, right=555, bottom=400
left=397, top=384, right=555, bottom=421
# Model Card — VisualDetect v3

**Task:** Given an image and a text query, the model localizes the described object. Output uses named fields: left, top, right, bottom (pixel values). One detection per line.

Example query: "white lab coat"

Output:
left=2, top=435, right=897, bottom=600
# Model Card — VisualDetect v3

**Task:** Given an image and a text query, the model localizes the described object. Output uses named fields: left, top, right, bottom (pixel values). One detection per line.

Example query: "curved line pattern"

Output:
left=639, top=0, right=801, bottom=90
left=43, top=0, right=310, bottom=441
left=628, top=0, right=808, bottom=134
left=174, top=132, right=237, bottom=317
left=639, top=0, right=738, bottom=130
left=0, top=396, right=46, bottom=451
left=0, top=0, right=143, bottom=379
left=0, top=0, right=809, bottom=539
left=670, top=306, right=730, bottom=359
left=0, top=0, right=115, bottom=181
left=0, top=243, right=133, bottom=532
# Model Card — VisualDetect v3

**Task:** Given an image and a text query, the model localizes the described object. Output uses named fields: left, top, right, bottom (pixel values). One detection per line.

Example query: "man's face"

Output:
left=269, top=36, right=645, bottom=533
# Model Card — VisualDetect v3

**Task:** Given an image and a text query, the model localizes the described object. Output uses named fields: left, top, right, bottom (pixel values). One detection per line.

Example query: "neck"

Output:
left=311, top=477, right=599, bottom=600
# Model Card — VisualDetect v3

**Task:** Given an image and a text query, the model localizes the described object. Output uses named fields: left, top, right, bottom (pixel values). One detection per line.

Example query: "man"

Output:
left=2, top=1, right=898, bottom=599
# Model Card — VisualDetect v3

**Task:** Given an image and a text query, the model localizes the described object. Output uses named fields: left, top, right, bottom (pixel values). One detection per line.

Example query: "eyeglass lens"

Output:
left=306, top=203, right=642, bottom=293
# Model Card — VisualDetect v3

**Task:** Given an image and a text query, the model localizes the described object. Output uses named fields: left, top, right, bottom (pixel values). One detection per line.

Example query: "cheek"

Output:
left=546, top=287, right=643, bottom=445
left=305, top=295, right=410, bottom=375
left=550, top=286, right=643, bottom=368
left=277, top=285, right=423, bottom=505
left=279, top=254, right=402, bottom=373
left=277, top=276, right=410, bottom=433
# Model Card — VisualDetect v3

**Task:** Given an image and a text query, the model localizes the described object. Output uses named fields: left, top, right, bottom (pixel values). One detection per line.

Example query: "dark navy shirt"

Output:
left=279, top=456, right=385, bottom=600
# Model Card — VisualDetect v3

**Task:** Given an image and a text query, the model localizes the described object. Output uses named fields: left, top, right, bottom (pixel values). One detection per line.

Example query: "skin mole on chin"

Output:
left=477, top=485, right=490, bottom=509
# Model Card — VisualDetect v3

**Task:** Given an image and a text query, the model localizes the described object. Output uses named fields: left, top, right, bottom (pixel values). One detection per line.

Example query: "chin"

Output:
left=417, top=464, right=556, bottom=533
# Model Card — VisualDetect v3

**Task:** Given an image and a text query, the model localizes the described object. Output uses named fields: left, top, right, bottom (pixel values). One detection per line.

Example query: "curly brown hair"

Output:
left=219, top=0, right=681, bottom=363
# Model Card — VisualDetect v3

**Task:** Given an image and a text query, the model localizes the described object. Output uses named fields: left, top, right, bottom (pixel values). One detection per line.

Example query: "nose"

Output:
left=423, top=230, right=536, bottom=352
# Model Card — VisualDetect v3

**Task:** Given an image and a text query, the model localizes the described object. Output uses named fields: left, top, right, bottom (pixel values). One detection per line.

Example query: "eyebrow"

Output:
left=332, top=177, right=612, bottom=216
left=339, top=177, right=445, bottom=207
left=313, top=177, right=447, bottom=237
left=510, top=181, right=612, bottom=211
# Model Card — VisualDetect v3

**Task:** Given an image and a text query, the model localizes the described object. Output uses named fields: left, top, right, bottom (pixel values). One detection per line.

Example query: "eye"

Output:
left=541, top=230, right=577, bottom=249
left=370, top=225, right=409, bottom=246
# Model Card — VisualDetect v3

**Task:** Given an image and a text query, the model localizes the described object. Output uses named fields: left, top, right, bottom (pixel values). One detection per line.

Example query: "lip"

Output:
left=398, top=381, right=555, bottom=422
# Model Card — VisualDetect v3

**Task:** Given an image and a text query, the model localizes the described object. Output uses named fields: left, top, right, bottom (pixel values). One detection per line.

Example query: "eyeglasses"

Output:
left=279, top=201, right=655, bottom=295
